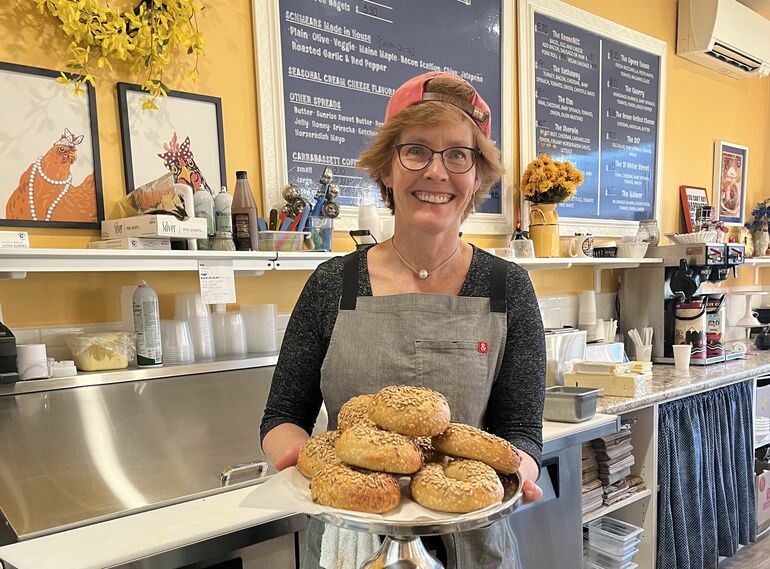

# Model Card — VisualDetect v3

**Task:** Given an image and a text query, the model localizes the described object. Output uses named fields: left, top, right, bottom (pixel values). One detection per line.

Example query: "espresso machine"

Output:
left=619, top=243, right=745, bottom=365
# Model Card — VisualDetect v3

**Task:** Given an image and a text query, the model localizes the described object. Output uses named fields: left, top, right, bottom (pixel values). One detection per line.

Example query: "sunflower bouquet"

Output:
left=521, top=154, right=584, bottom=204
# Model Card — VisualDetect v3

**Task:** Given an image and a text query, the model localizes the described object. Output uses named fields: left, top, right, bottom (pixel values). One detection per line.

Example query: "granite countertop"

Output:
left=596, top=351, right=770, bottom=415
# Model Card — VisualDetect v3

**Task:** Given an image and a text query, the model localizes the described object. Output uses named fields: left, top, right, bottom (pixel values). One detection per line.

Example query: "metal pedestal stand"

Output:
left=313, top=472, right=523, bottom=569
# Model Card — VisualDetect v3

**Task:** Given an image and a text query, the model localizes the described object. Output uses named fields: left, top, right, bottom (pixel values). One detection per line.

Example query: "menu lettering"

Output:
left=280, top=0, right=503, bottom=212
left=533, top=14, right=660, bottom=221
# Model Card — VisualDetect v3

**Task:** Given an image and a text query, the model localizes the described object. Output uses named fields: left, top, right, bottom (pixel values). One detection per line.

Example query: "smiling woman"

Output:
left=260, top=71, right=546, bottom=569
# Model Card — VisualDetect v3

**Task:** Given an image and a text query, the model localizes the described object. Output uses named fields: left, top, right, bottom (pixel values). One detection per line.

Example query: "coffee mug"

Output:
left=562, top=234, right=593, bottom=258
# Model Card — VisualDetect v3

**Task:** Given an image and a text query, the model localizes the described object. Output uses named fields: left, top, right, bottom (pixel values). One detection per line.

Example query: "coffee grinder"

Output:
left=619, top=243, right=745, bottom=365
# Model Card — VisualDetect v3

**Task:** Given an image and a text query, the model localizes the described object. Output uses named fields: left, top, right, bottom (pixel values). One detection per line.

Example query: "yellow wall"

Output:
left=0, top=0, right=768, bottom=328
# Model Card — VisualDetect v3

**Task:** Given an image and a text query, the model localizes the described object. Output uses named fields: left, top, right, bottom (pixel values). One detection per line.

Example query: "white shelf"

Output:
left=0, top=247, right=663, bottom=279
left=0, top=248, right=276, bottom=279
left=582, top=488, right=653, bottom=524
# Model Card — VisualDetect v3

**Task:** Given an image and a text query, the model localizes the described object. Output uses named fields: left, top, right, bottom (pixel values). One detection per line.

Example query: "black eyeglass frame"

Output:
left=394, top=143, right=482, bottom=174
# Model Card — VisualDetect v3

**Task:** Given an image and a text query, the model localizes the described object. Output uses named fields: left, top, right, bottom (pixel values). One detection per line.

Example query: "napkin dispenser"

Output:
left=0, top=319, right=19, bottom=383
left=545, top=328, right=586, bottom=387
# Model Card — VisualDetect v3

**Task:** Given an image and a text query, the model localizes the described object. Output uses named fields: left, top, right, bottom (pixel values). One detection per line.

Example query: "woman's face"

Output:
left=383, top=120, right=481, bottom=234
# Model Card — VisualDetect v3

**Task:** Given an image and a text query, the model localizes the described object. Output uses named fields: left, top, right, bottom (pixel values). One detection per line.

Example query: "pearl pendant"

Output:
left=418, top=269, right=429, bottom=280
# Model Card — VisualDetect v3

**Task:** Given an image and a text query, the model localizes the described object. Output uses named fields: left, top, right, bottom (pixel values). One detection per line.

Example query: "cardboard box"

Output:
left=756, top=461, right=770, bottom=532
left=101, top=215, right=207, bottom=240
left=564, top=371, right=646, bottom=397
left=88, top=238, right=172, bottom=251
left=0, top=231, right=29, bottom=249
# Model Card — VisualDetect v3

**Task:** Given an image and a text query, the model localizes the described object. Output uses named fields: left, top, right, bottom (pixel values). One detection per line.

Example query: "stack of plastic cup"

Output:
left=174, top=292, right=215, bottom=361
left=242, top=304, right=278, bottom=354
left=160, top=320, right=194, bottom=365
left=212, top=308, right=247, bottom=357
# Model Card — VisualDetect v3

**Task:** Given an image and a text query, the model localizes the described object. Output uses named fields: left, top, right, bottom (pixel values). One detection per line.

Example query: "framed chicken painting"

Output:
left=0, top=62, right=104, bottom=229
left=117, top=83, right=226, bottom=198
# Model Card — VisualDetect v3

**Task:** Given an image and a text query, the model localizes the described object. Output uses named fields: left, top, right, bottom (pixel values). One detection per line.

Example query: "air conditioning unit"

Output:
left=677, top=0, right=770, bottom=78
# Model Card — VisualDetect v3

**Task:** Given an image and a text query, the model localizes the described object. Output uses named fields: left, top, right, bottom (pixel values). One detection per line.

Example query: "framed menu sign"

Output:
left=518, top=0, right=667, bottom=237
left=255, top=0, right=515, bottom=235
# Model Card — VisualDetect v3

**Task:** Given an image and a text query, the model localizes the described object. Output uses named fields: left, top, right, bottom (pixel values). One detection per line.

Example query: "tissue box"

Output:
left=88, top=237, right=172, bottom=250
left=101, top=215, right=207, bottom=239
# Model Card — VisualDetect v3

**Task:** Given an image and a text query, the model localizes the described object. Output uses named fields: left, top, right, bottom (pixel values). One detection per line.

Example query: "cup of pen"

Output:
left=307, top=216, right=333, bottom=251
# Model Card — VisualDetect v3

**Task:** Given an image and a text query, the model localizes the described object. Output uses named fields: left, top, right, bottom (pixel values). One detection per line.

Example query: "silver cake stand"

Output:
left=311, top=472, right=523, bottom=569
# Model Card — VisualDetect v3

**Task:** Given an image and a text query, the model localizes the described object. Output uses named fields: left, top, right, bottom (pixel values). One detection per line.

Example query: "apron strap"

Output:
left=340, top=250, right=360, bottom=311
left=490, top=256, right=508, bottom=313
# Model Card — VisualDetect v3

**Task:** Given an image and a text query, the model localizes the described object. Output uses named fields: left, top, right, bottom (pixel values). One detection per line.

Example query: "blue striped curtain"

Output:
left=657, top=380, right=755, bottom=568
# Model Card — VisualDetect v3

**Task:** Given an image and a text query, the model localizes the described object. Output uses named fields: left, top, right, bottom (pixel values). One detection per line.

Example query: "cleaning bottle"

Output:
left=133, top=281, right=162, bottom=367
left=214, top=186, right=233, bottom=235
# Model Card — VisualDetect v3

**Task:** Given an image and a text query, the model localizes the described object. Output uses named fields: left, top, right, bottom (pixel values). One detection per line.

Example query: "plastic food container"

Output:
left=63, top=332, right=136, bottom=372
left=256, top=231, right=310, bottom=252
left=543, top=385, right=600, bottom=423
left=585, top=544, right=639, bottom=568
left=586, top=517, right=644, bottom=556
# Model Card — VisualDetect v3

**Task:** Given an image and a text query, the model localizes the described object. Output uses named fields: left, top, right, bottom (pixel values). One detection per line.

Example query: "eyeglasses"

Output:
left=394, top=143, right=481, bottom=174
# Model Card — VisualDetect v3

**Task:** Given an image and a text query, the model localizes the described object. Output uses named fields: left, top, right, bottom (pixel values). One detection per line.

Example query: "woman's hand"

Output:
left=262, top=423, right=310, bottom=471
left=518, top=451, right=544, bottom=504
left=522, top=479, right=543, bottom=504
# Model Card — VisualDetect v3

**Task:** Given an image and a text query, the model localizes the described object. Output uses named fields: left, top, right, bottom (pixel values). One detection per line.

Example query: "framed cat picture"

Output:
left=117, top=83, right=226, bottom=196
left=0, top=61, right=104, bottom=229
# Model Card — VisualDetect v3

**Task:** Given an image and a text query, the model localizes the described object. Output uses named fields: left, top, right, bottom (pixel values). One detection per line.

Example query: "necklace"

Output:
left=391, top=238, right=460, bottom=280
left=27, top=157, right=73, bottom=221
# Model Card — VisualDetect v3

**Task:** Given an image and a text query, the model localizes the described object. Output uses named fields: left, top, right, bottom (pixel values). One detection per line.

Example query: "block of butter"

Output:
left=564, top=371, right=646, bottom=398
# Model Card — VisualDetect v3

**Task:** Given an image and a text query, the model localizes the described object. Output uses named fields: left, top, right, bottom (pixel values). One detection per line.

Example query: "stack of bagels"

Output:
left=296, top=385, right=522, bottom=514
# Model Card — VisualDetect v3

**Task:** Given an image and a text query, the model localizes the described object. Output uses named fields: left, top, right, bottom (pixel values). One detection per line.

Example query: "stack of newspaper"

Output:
left=581, top=442, right=603, bottom=515
left=591, top=425, right=646, bottom=507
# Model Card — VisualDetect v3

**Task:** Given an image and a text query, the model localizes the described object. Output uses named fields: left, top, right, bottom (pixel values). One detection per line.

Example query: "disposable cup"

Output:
left=160, top=320, right=194, bottom=365
left=673, top=344, right=692, bottom=370
left=212, top=311, right=247, bottom=357
left=635, top=345, right=652, bottom=363
left=242, top=304, right=278, bottom=353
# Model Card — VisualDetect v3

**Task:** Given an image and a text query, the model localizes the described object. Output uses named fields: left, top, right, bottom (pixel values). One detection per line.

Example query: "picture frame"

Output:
left=713, top=140, right=748, bottom=226
left=679, top=185, right=709, bottom=233
left=117, top=83, right=226, bottom=195
left=0, top=61, right=104, bottom=229
left=253, top=0, right=515, bottom=236
left=518, top=0, right=667, bottom=238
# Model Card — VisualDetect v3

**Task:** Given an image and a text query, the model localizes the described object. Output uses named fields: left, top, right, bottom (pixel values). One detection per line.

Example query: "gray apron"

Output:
left=301, top=250, right=521, bottom=569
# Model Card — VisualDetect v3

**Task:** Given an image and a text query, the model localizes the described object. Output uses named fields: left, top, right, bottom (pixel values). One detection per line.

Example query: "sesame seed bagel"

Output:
left=296, top=430, right=340, bottom=478
left=336, top=425, right=423, bottom=474
left=410, top=459, right=504, bottom=513
left=432, top=423, right=522, bottom=474
left=311, top=463, right=402, bottom=514
left=369, top=385, right=451, bottom=437
left=337, top=394, right=376, bottom=431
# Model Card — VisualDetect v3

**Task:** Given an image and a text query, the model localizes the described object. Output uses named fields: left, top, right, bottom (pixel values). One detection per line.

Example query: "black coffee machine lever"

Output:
left=670, top=259, right=701, bottom=302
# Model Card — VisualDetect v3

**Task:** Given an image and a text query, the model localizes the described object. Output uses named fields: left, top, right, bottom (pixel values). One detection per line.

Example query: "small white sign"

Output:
left=198, top=260, right=236, bottom=305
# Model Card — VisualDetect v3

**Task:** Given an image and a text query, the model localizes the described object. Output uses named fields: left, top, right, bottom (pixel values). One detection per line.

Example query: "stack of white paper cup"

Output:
left=174, top=292, right=215, bottom=361
left=242, top=304, right=278, bottom=354
left=578, top=291, right=597, bottom=340
left=17, top=344, right=49, bottom=380
left=212, top=310, right=247, bottom=357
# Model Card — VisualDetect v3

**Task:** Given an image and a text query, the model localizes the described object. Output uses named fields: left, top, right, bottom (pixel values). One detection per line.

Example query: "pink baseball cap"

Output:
left=384, top=71, right=491, bottom=138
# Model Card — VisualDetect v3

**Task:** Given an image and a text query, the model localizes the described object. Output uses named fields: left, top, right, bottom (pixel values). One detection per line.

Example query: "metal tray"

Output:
left=311, top=471, right=523, bottom=537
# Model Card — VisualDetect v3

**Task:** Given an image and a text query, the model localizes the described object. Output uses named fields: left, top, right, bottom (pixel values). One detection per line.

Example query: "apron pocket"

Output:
left=414, top=340, right=489, bottom=397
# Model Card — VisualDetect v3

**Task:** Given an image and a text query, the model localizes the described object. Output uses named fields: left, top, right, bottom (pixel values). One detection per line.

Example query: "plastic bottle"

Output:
left=133, top=281, right=162, bottom=367
left=214, top=186, right=233, bottom=234
left=232, top=171, right=259, bottom=251
left=193, top=189, right=215, bottom=250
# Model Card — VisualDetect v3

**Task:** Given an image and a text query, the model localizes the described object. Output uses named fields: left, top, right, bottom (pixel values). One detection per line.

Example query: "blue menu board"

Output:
left=533, top=13, right=660, bottom=221
left=278, top=0, right=502, bottom=213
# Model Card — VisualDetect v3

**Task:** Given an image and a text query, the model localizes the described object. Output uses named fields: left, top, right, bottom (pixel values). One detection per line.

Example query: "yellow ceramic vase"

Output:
left=529, top=203, right=560, bottom=258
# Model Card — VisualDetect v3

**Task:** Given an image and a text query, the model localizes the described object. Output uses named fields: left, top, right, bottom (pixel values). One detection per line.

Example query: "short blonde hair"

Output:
left=358, top=76, right=504, bottom=216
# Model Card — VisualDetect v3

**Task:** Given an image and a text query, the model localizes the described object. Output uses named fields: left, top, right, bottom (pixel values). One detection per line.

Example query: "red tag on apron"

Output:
left=478, top=341, right=489, bottom=354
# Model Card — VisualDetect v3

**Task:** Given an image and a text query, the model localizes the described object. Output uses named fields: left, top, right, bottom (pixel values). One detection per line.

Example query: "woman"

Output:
left=260, top=71, right=546, bottom=568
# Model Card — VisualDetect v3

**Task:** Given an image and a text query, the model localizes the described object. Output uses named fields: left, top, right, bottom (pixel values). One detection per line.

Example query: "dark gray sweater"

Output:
left=260, top=245, right=546, bottom=468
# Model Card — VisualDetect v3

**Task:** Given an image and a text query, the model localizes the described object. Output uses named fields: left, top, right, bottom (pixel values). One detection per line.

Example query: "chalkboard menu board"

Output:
left=519, top=0, right=667, bottom=233
left=259, top=0, right=506, bottom=220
